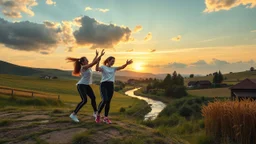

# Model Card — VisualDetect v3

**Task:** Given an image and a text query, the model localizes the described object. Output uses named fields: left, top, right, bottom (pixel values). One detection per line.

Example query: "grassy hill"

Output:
left=0, top=60, right=160, bottom=82
left=0, top=74, right=146, bottom=114
left=185, top=70, right=256, bottom=85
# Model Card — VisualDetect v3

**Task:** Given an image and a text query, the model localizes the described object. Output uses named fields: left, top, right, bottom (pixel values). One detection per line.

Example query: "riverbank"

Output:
left=125, top=88, right=166, bottom=120
left=133, top=88, right=171, bottom=104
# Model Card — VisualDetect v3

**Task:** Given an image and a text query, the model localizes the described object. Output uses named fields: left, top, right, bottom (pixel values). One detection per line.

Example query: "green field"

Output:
left=0, top=74, right=144, bottom=114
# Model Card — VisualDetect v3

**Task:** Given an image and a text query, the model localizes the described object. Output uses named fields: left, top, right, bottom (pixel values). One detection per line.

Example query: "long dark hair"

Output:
left=104, top=56, right=115, bottom=65
left=66, top=57, right=86, bottom=76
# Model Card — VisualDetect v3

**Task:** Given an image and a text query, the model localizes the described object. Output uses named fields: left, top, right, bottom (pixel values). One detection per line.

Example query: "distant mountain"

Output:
left=0, top=60, right=79, bottom=80
left=0, top=60, right=199, bottom=82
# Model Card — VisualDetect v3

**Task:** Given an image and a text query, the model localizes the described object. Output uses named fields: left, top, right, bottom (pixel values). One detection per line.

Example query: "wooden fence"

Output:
left=0, top=86, right=60, bottom=100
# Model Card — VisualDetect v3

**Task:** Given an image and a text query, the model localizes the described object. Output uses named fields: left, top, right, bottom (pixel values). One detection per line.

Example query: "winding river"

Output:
left=125, top=88, right=166, bottom=120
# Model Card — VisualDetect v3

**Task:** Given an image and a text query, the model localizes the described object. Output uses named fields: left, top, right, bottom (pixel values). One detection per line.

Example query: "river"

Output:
left=125, top=88, right=166, bottom=120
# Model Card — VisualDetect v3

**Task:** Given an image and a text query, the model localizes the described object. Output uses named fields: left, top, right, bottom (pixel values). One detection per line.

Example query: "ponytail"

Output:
left=66, top=57, right=85, bottom=76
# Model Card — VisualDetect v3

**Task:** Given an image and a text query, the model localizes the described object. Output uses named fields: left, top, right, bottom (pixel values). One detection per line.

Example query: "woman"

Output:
left=95, top=56, right=133, bottom=124
left=66, top=49, right=105, bottom=122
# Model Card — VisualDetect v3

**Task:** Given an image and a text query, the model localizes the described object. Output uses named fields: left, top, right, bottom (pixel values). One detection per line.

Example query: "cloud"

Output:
left=251, top=30, right=256, bottom=32
left=0, top=18, right=60, bottom=54
left=73, top=15, right=132, bottom=49
left=60, top=21, right=76, bottom=49
left=84, top=7, right=109, bottom=13
left=126, top=49, right=133, bottom=52
left=72, top=16, right=82, bottom=27
left=133, top=25, right=143, bottom=33
left=143, top=59, right=256, bottom=75
left=0, top=0, right=38, bottom=18
left=166, top=62, right=187, bottom=68
left=85, top=7, right=92, bottom=11
left=144, top=32, right=152, bottom=41
left=46, top=0, right=56, bottom=6
left=96, top=8, right=109, bottom=13
left=211, top=58, right=229, bottom=65
left=44, top=21, right=60, bottom=28
left=143, top=64, right=161, bottom=68
left=191, top=60, right=208, bottom=66
left=171, top=35, right=182, bottom=41
left=204, top=0, right=256, bottom=12
left=148, top=49, right=156, bottom=52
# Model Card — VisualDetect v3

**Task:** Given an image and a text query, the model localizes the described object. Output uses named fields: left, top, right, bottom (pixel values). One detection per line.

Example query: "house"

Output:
left=187, top=80, right=212, bottom=88
left=196, top=80, right=212, bottom=88
left=230, top=78, right=256, bottom=100
left=188, top=81, right=197, bottom=88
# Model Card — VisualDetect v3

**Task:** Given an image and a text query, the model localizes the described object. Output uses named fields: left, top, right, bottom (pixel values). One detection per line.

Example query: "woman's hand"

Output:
left=100, top=49, right=105, bottom=57
left=96, top=50, right=99, bottom=56
left=126, top=59, right=133, bottom=65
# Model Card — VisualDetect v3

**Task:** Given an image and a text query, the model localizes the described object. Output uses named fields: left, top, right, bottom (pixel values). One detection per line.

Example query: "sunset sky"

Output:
left=0, top=0, right=256, bottom=75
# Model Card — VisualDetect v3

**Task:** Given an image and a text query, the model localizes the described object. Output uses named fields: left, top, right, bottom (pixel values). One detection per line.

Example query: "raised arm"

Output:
left=83, top=49, right=105, bottom=70
left=95, top=57, right=102, bottom=72
left=92, top=50, right=99, bottom=62
left=116, top=59, right=133, bottom=71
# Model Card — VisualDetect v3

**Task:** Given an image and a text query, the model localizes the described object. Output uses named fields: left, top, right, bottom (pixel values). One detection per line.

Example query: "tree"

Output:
left=189, top=74, right=194, bottom=78
left=218, top=71, right=224, bottom=83
left=146, top=83, right=152, bottom=93
left=250, top=67, right=255, bottom=71
left=162, top=74, right=172, bottom=88
left=177, top=74, right=184, bottom=86
left=213, top=72, right=219, bottom=84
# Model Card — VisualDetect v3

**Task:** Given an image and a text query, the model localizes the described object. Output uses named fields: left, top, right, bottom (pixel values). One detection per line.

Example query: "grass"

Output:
left=0, top=74, right=145, bottom=114
left=185, top=70, right=256, bottom=86
left=0, top=94, right=63, bottom=107
left=188, top=87, right=231, bottom=98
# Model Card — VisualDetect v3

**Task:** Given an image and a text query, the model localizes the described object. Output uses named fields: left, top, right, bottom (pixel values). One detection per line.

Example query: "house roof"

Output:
left=188, top=81, right=197, bottom=85
left=230, top=78, right=256, bottom=90
left=197, top=80, right=212, bottom=85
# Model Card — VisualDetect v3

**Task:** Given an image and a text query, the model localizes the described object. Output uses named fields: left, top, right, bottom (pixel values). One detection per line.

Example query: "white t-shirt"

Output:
left=76, top=67, right=92, bottom=85
left=100, top=65, right=117, bottom=82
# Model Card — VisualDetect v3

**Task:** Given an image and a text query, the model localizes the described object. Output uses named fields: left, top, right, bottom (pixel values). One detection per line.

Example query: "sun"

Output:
left=133, top=62, right=144, bottom=71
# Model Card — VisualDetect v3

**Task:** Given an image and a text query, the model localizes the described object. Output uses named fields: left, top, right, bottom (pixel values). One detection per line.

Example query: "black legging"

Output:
left=98, top=81, right=114, bottom=117
left=73, top=84, right=97, bottom=114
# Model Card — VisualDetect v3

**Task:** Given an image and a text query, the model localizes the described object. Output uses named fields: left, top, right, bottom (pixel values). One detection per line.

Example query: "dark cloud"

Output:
left=0, top=18, right=60, bottom=53
left=73, top=16, right=132, bottom=49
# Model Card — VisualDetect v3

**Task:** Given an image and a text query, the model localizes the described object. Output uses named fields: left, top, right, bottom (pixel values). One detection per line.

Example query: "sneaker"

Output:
left=93, top=112, right=97, bottom=118
left=103, top=117, right=112, bottom=124
left=95, top=115, right=101, bottom=123
left=69, top=113, right=79, bottom=122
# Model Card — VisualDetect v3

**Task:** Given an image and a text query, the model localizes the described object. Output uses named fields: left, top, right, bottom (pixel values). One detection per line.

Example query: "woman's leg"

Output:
left=104, top=82, right=114, bottom=117
left=73, top=84, right=88, bottom=114
left=97, top=82, right=108, bottom=114
left=86, top=86, right=97, bottom=112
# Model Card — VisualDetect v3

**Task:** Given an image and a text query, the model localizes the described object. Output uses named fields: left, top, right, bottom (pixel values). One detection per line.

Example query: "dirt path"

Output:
left=0, top=109, right=172, bottom=144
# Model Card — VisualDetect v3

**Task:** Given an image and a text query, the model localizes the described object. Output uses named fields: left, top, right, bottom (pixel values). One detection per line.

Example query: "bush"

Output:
left=119, top=107, right=126, bottom=113
left=159, top=105, right=177, bottom=117
left=179, top=106, right=193, bottom=117
left=165, top=85, right=187, bottom=98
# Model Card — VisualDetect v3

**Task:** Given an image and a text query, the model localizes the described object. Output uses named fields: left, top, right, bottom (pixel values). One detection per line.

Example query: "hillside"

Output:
left=185, top=70, right=256, bottom=85
left=0, top=60, right=163, bottom=82
left=0, top=95, right=174, bottom=144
